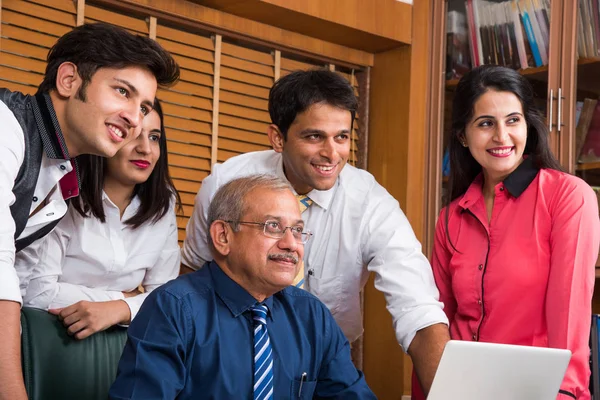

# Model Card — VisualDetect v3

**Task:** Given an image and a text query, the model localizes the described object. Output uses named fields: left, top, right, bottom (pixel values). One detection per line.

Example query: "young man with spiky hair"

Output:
left=0, top=22, right=179, bottom=399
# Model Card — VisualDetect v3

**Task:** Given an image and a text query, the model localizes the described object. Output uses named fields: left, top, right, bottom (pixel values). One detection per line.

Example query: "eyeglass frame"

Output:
left=223, top=219, right=313, bottom=244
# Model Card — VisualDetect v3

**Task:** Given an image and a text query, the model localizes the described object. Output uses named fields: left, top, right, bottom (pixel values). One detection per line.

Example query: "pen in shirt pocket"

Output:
left=298, top=371, right=307, bottom=397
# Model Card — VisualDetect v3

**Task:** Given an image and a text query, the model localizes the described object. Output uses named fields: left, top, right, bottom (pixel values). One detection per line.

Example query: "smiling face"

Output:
left=60, top=65, right=157, bottom=158
left=226, top=187, right=304, bottom=299
left=463, top=89, right=528, bottom=185
left=269, top=102, right=352, bottom=195
left=105, top=109, right=161, bottom=187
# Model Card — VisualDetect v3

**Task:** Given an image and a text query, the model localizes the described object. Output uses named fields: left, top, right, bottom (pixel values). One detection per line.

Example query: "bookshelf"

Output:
left=427, top=0, right=600, bottom=254
left=426, top=0, right=600, bottom=381
left=424, top=1, right=600, bottom=394
left=446, top=63, right=551, bottom=88
left=577, top=162, right=600, bottom=171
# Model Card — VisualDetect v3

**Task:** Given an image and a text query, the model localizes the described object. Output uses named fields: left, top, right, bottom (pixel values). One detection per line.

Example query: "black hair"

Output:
left=444, top=65, right=562, bottom=250
left=268, top=68, right=358, bottom=139
left=72, top=98, right=182, bottom=228
left=38, top=22, right=179, bottom=94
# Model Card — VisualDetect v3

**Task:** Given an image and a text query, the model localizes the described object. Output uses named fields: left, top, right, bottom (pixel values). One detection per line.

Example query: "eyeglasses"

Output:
left=225, top=219, right=313, bottom=244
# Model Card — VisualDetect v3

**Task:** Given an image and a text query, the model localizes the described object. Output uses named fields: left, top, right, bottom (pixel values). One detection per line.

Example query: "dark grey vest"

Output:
left=0, top=89, right=66, bottom=252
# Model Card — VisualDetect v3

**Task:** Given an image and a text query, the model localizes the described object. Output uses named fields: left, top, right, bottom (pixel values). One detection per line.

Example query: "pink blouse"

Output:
left=432, top=159, right=600, bottom=399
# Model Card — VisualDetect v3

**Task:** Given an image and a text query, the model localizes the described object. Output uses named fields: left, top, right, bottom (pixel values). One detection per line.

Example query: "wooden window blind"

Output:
left=0, top=0, right=366, bottom=245
left=0, top=0, right=77, bottom=94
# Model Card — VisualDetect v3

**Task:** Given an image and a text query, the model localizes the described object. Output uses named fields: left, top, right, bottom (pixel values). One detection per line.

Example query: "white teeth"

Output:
left=108, top=124, right=124, bottom=138
left=315, top=165, right=334, bottom=171
left=489, top=148, right=512, bottom=155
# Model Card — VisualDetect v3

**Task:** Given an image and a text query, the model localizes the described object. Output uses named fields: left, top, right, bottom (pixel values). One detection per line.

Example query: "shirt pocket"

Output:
left=290, top=378, right=317, bottom=399
left=305, top=274, right=343, bottom=315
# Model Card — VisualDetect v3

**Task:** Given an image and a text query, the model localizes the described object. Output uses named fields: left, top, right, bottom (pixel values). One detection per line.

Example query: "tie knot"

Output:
left=295, top=194, right=313, bottom=213
left=250, top=304, right=268, bottom=325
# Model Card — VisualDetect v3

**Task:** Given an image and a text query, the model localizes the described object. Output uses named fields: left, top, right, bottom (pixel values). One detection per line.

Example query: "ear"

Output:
left=267, top=124, right=285, bottom=153
left=209, top=220, right=231, bottom=257
left=55, top=62, right=81, bottom=98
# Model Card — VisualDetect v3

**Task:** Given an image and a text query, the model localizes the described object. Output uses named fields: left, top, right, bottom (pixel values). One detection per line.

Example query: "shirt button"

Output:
left=472, top=334, right=477, bottom=341
left=499, top=186, right=504, bottom=191
left=477, top=299, right=482, bottom=305
left=478, top=264, right=483, bottom=270
left=60, top=165, right=66, bottom=171
left=32, top=196, right=38, bottom=202
left=67, top=190, right=72, bottom=196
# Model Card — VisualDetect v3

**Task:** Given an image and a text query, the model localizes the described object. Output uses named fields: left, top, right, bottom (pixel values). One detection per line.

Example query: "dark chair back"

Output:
left=21, top=307, right=127, bottom=400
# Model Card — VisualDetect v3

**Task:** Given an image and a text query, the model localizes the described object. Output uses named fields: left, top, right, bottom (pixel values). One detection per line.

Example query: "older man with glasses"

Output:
left=109, top=174, right=375, bottom=400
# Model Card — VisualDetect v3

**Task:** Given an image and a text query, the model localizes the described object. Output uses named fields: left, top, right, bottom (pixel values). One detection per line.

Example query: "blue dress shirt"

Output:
left=109, top=261, right=376, bottom=399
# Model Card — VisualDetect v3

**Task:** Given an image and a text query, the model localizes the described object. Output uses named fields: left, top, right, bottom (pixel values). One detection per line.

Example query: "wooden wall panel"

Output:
left=0, top=0, right=369, bottom=250
left=364, top=46, right=412, bottom=399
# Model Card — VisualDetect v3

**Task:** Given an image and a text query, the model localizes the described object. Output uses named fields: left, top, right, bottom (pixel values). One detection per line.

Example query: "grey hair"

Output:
left=206, top=174, right=292, bottom=248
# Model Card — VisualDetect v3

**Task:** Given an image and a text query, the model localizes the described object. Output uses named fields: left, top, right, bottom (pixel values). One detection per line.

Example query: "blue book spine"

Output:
left=521, top=10, right=543, bottom=67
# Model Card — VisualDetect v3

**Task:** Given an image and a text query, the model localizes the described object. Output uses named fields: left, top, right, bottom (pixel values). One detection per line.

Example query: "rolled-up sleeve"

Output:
left=364, top=184, right=448, bottom=351
left=0, top=101, right=25, bottom=304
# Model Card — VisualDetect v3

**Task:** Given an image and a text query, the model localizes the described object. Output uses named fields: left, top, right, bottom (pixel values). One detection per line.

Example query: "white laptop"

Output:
left=427, top=340, right=572, bottom=400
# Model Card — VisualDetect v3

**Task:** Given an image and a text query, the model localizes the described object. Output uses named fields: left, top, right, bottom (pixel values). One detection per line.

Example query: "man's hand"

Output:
left=0, top=300, right=28, bottom=400
left=49, top=300, right=131, bottom=340
left=407, top=323, right=450, bottom=397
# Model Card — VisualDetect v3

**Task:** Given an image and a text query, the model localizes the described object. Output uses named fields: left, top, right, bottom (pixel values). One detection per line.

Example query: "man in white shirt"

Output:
left=0, top=22, right=179, bottom=400
left=181, top=69, right=450, bottom=395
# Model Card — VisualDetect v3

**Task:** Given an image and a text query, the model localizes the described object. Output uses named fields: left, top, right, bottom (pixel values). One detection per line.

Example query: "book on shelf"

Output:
left=576, top=100, right=584, bottom=127
left=451, top=0, right=550, bottom=79
left=447, top=11, right=472, bottom=80
left=579, top=101, right=600, bottom=164
left=576, top=99, right=599, bottom=162
left=517, top=0, right=543, bottom=67
left=577, top=0, right=600, bottom=59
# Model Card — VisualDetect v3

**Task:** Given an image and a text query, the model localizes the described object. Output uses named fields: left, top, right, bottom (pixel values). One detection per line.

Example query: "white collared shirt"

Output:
left=0, top=101, right=71, bottom=304
left=182, top=150, right=448, bottom=351
left=15, top=193, right=180, bottom=320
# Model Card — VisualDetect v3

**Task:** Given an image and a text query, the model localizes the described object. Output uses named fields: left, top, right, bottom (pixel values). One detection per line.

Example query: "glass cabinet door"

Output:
left=426, top=0, right=561, bottom=254
left=560, top=0, right=600, bottom=270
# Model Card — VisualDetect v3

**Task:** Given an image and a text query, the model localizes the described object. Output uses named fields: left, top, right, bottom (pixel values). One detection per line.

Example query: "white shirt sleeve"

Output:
left=364, top=184, right=448, bottom=351
left=123, top=207, right=181, bottom=320
left=21, top=212, right=125, bottom=310
left=0, top=101, right=26, bottom=304
left=181, top=169, right=220, bottom=270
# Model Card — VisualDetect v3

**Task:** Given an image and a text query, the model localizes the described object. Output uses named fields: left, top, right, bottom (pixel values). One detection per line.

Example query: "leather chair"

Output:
left=21, top=307, right=127, bottom=400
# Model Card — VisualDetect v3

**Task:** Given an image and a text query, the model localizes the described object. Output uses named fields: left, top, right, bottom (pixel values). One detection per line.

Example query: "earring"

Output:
left=461, top=141, right=468, bottom=147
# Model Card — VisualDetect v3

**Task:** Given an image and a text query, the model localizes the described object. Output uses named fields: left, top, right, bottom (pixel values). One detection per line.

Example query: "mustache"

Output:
left=268, top=253, right=299, bottom=264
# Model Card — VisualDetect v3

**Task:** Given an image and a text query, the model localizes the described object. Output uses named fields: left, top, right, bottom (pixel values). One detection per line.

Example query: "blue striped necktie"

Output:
left=251, top=304, right=273, bottom=400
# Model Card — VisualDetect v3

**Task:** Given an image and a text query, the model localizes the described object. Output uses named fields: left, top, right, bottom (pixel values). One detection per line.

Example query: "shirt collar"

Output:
left=275, top=154, right=336, bottom=210
left=209, top=261, right=274, bottom=319
left=33, top=92, right=71, bottom=160
left=32, top=92, right=81, bottom=195
left=503, top=156, right=539, bottom=198
left=102, top=191, right=141, bottom=218
left=458, top=156, right=539, bottom=210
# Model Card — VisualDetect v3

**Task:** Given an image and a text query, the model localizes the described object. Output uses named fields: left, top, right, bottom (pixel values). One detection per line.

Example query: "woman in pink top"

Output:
left=414, top=65, right=600, bottom=400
